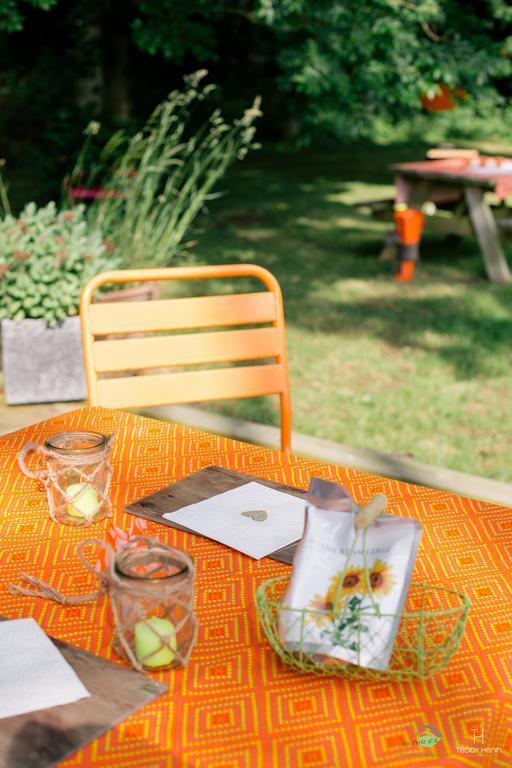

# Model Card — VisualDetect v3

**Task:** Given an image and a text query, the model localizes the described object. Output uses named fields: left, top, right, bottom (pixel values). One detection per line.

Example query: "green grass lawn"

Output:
left=181, top=141, right=512, bottom=482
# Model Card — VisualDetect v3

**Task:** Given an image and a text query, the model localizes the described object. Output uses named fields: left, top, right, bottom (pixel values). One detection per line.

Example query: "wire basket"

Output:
left=256, top=576, right=470, bottom=681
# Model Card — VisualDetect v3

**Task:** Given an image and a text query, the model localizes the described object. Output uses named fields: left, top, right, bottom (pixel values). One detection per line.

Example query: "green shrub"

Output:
left=0, top=201, right=118, bottom=326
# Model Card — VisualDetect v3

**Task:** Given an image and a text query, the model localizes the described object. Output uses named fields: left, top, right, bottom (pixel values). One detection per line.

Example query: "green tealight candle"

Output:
left=134, top=616, right=177, bottom=668
left=65, top=482, right=100, bottom=520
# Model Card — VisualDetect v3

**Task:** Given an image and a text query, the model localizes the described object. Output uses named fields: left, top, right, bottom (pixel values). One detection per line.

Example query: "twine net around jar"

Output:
left=109, top=537, right=197, bottom=672
left=17, top=433, right=113, bottom=526
left=8, top=535, right=198, bottom=673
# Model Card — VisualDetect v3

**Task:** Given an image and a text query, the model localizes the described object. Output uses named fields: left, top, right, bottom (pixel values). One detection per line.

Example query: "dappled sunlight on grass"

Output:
left=295, top=214, right=386, bottom=232
left=190, top=144, right=512, bottom=481
left=325, top=183, right=395, bottom=204
left=233, top=227, right=277, bottom=241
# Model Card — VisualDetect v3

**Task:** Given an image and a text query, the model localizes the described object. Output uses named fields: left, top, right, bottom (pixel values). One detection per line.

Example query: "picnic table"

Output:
left=1, top=406, right=511, bottom=766
left=392, top=157, right=512, bottom=283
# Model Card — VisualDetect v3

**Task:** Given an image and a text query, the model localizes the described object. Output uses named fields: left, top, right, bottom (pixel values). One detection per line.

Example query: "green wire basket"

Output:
left=256, top=576, right=470, bottom=681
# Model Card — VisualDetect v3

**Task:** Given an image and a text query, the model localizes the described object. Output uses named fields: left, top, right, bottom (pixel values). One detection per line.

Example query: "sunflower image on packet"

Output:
left=279, top=477, right=423, bottom=671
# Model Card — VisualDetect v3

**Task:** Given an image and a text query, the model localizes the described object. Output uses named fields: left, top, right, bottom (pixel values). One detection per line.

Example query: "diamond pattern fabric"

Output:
left=0, top=407, right=510, bottom=767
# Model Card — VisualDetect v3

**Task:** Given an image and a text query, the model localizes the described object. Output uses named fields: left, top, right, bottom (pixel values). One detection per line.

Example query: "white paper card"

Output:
left=0, top=618, right=90, bottom=720
left=279, top=508, right=422, bottom=671
left=164, top=482, right=306, bottom=559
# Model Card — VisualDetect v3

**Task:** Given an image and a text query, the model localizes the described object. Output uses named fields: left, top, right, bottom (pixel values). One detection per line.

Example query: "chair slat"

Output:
left=80, top=264, right=293, bottom=452
left=92, top=327, right=281, bottom=373
left=89, top=292, right=276, bottom=335
left=95, top=364, right=287, bottom=409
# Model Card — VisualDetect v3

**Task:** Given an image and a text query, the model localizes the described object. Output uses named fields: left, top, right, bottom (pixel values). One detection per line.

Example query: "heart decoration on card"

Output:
left=241, top=510, right=268, bottom=522
left=160, top=480, right=306, bottom=559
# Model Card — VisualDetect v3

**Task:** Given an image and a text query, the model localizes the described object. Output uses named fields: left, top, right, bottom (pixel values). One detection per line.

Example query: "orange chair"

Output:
left=80, top=264, right=292, bottom=453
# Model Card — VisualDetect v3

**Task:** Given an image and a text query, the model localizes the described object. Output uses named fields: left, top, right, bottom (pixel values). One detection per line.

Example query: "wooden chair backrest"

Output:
left=80, top=264, right=292, bottom=453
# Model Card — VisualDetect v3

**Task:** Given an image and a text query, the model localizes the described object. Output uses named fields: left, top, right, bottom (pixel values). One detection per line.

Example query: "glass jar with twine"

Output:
left=8, top=535, right=197, bottom=673
left=17, top=431, right=113, bottom=526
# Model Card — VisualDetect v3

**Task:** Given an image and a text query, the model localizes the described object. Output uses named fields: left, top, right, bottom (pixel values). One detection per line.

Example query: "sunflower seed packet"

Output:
left=279, top=477, right=423, bottom=671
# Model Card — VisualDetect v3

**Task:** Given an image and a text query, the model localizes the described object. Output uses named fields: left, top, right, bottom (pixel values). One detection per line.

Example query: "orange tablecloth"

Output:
left=0, top=407, right=510, bottom=768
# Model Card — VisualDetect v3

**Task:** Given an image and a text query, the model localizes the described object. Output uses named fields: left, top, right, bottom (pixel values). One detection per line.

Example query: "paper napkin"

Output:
left=0, top=618, right=90, bottom=720
left=164, top=481, right=306, bottom=559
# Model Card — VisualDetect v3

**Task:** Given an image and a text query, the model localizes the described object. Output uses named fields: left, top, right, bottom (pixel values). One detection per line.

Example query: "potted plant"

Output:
left=0, top=71, right=262, bottom=406
left=0, top=200, right=117, bottom=404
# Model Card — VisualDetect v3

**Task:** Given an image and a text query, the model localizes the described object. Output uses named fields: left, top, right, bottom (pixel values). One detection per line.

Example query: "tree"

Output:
left=0, top=0, right=511, bottom=141
left=0, top=0, right=57, bottom=32
left=256, top=0, right=512, bottom=139
left=0, top=0, right=235, bottom=121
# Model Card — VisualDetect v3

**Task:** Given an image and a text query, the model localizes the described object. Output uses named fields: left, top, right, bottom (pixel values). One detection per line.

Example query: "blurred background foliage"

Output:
left=1, top=0, right=512, bottom=480
left=0, top=0, right=511, bottom=206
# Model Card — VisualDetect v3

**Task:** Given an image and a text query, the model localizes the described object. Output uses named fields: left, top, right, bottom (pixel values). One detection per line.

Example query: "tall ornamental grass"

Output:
left=70, top=71, right=262, bottom=268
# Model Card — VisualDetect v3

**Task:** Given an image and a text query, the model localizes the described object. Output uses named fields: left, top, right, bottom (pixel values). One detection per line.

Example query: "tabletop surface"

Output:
left=0, top=406, right=510, bottom=768
left=391, top=158, right=512, bottom=199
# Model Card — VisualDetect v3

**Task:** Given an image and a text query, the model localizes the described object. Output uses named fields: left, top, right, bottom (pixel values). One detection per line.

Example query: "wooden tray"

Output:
left=126, top=465, right=306, bottom=565
left=0, top=620, right=167, bottom=768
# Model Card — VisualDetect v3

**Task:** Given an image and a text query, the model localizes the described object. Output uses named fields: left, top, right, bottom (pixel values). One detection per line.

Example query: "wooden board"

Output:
left=126, top=465, right=307, bottom=565
left=0, top=619, right=167, bottom=768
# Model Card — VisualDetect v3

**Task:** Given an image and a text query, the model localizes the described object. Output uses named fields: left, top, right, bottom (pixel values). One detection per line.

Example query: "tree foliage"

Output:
left=0, top=0, right=57, bottom=31
left=256, top=0, right=512, bottom=138
left=131, top=0, right=226, bottom=61
left=0, top=0, right=511, bottom=143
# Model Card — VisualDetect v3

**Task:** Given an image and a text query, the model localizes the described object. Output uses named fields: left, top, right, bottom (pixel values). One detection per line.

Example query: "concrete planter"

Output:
left=1, top=317, right=87, bottom=405
left=1, top=283, right=159, bottom=405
